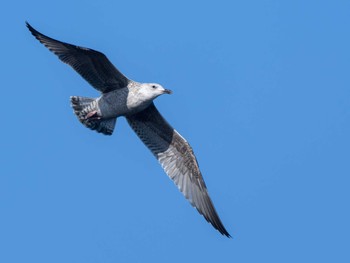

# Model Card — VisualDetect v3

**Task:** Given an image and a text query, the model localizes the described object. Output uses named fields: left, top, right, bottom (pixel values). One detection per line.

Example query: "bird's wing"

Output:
left=126, top=103, right=230, bottom=237
left=26, top=22, right=129, bottom=93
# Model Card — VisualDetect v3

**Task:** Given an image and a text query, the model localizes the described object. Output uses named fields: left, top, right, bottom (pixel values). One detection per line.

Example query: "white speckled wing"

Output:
left=127, top=103, right=230, bottom=237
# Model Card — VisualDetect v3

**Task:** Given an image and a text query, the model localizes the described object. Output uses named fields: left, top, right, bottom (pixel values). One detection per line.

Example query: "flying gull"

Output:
left=26, top=22, right=230, bottom=237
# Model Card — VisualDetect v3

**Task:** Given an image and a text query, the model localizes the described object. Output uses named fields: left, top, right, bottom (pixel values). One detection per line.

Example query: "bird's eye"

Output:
left=152, top=85, right=156, bottom=89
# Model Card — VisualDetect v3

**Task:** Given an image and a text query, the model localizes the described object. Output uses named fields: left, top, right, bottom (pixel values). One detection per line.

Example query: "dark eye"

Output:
left=152, top=85, right=156, bottom=89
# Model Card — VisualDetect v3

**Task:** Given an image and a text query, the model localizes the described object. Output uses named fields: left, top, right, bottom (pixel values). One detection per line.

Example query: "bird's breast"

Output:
left=126, top=90, right=153, bottom=114
left=98, top=89, right=130, bottom=118
left=98, top=88, right=153, bottom=118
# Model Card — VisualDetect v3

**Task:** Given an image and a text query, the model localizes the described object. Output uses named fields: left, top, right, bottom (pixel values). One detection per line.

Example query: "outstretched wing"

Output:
left=127, top=103, right=230, bottom=237
left=26, top=22, right=129, bottom=93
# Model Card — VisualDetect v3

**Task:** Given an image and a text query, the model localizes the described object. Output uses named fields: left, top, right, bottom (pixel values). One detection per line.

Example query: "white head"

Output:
left=139, top=83, right=172, bottom=101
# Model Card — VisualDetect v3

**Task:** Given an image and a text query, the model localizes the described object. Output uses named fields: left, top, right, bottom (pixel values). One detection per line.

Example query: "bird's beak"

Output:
left=163, top=89, right=173, bottom=94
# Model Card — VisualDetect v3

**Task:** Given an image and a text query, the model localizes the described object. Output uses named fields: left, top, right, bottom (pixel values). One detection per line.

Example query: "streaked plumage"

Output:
left=26, top=22, right=230, bottom=237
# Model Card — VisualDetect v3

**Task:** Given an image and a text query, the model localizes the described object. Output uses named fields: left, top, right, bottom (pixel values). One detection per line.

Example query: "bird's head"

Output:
left=140, top=83, right=172, bottom=100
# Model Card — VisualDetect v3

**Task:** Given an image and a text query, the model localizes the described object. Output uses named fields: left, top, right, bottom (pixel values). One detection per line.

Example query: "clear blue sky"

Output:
left=1, top=0, right=349, bottom=262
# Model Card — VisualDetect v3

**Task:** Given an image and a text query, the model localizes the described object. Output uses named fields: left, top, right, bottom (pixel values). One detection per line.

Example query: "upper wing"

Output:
left=127, top=103, right=230, bottom=237
left=26, top=22, right=129, bottom=93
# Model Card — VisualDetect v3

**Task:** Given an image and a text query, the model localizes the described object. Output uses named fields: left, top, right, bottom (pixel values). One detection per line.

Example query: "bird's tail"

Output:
left=70, top=96, right=116, bottom=135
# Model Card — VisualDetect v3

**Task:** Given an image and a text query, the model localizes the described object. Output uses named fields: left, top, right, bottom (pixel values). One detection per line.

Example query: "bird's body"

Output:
left=71, top=82, right=171, bottom=134
left=98, top=82, right=171, bottom=118
left=26, top=22, right=230, bottom=237
left=97, top=87, right=131, bottom=118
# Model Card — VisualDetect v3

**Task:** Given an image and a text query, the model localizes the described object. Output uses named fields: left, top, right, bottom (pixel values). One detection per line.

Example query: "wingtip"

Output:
left=25, top=21, right=31, bottom=30
left=222, top=231, right=232, bottom=238
left=25, top=21, right=37, bottom=36
left=217, top=224, right=231, bottom=238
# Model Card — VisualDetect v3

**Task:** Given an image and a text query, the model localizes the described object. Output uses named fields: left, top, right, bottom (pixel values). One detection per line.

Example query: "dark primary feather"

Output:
left=26, top=22, right=129, bottom=93
left=127, top=103, right=230, bottom=237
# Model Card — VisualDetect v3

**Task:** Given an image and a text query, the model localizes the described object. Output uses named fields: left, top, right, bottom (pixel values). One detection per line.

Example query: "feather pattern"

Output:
left=26, top=22, right=128, bottom=93
left=127, top=103, right=230, bottom=237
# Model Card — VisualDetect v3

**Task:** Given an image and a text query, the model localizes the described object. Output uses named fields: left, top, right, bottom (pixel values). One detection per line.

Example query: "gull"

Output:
left=26, top=22, right=230, bottom=237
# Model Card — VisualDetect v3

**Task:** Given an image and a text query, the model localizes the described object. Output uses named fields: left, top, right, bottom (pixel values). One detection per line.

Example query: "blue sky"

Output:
left=1, top=0, right=349, bottom=262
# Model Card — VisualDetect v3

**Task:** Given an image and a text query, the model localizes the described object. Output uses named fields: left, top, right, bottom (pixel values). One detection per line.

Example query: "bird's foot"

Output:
left=85, top=110, right=101, bottom=120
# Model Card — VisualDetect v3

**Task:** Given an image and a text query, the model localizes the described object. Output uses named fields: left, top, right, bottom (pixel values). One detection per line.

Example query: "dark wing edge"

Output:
left=26, top=21, right=129, bottom=93
left=126, top=103, right=231, bottom=237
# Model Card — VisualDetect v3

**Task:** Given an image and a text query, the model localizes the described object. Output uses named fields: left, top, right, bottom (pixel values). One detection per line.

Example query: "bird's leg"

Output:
left=85, top=110, right=101, bottom=120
